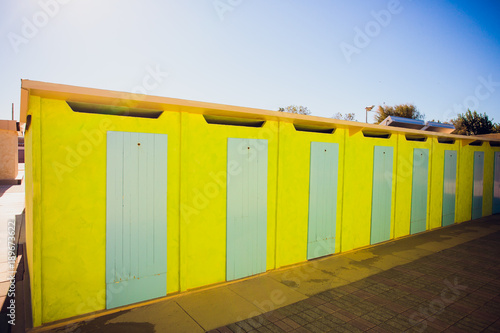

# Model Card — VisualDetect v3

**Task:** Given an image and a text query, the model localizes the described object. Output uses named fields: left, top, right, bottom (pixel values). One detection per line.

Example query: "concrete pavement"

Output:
left=0, top=164, right=25, bottom=333
left=33, top=214, right=500, bottom=333
left=214, top=224, right=500, bottom=332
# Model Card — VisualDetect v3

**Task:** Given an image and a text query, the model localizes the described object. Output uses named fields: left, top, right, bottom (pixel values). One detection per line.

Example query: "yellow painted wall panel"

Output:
left=37, top=98, right=181, bottom=324
left=457, top=145, right=472, bottom=223
left=179, top=113, right=278, bottom=291
left=275, top=123, right=344, bottom=267
left=482, top=143, right=498, bottom=217
left=25, top=95, right=42, bottom=326
left=457, top=143, right=489, bottom=223
left=489, top=145, right=500, bottom=214
left=342, top=130, right=398, bottom=251
left=429, top=139, right=460, bottom=229
left=24, top=118, right=34, bottom=321
left=394, top=134, right=432, bottom=238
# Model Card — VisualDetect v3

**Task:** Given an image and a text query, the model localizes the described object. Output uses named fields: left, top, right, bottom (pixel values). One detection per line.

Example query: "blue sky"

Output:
left=1, top=0, right=499, bottom=123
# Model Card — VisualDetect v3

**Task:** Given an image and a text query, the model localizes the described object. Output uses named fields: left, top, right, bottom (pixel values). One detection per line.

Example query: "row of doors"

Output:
left=105, top=131, right=500, bottom=309
left=225, top=140, right=341, bottom=274
left=372, top=149, right=500, bottom=239
left=369, top=148, right=496, bottom=243
left=469, top=152, right=500, bottom=217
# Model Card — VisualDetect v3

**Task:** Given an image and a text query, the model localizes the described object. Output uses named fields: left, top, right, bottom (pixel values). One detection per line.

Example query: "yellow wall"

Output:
left=429, top=138, right=460, bottom=229
left=29, top=98, right=181, bottom=323
left=457, top=142, right=491, bottom=222
left=275, top=123, right=345, bottom=267
left=24, top=93, right=500, bottom=326
left=25, top=95, right=42, bottom=326
left=491, top=144, right=500, bottom=214
left=481, top=143, right=497, bottom=217
left=342, top=129, right=398, bottom=252
left=179, top=113, right=278, bottom=291
left=393, top=134, right=433, bottom=238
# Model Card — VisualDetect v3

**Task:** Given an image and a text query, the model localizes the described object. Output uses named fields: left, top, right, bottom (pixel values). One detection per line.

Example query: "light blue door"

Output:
left=472, top=151, right=484, bottom=219
left=442, top=150, right=457, bottom=226
left=307, top=142, right=339, bottom=260
left=106, top=131, right=168, bottom=309
left=493, top=152, right=500, bottom=214
left=226, top=138, right=268, bottom=281
left=371, top=146, right=393, bottom=244
left=410, top=149, right=429, bottom=234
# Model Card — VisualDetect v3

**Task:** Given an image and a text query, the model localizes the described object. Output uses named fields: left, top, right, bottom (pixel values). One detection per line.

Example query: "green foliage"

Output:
left=374, top=104, right=424, bottom=124
left=278, top=105, right=311, bottom=115
left=451, top=109, right=498, bottom=135
left=332, top=112, right=357, bottom=121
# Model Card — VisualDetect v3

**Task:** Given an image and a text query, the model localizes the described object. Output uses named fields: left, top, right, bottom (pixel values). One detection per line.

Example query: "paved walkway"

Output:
left=0, top=183, right=25, bottom=282
left=214, top=228, right=500, bottom=333
left=0, top=165, right=25, bottom=333
left=36, top=215, right=500, bottom=333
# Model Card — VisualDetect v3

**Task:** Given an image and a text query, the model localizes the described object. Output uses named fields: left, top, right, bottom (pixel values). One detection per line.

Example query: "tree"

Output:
left=374, top=103, right=424, bottom=124
left=451, top=109, right=498, bottom=135
left=495, top=123, right=500, bottom=133
left=332, top=112, right=357, bottom=121
left=278, top=105, right=311, bottom=115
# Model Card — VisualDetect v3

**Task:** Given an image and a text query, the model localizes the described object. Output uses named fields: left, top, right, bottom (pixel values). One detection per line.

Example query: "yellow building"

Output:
left=20, top=80, right=500, bottom=326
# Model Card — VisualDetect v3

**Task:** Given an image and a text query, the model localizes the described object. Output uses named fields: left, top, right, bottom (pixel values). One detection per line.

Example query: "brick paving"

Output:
left=210, top=231, right=500, bottom=333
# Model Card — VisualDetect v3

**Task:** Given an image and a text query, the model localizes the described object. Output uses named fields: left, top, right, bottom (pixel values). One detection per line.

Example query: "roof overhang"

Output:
left=19, top=79, right=498, bottom=145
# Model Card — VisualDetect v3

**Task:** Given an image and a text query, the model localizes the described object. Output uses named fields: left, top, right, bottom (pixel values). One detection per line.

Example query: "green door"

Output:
left=472, top=151, right=484, bottom=219
left=226, top=138, right=268, bottom=281
left=371, top=146, right=393, bottom=244
left=442, top=150, right=457, bottom=226
left=307, top=142, right=339, bottom=260
left=494, top=152, right=500, bottom=214
left=106, top=131, right=168, bottom=309
left=410, top=148, right=429, bottom=234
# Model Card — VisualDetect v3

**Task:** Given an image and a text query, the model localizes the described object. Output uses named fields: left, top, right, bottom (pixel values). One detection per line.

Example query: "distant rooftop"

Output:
left=380, top=116, right=455, bottom=134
